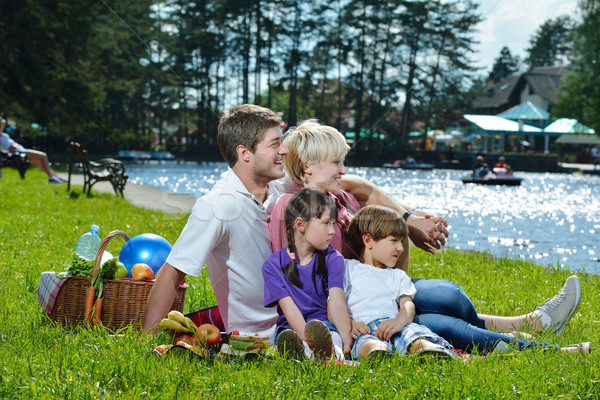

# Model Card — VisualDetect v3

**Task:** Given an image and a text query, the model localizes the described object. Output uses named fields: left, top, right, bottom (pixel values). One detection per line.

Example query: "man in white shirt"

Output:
left=143, top=104, right=449, bottom=338
left=0, top=117, right=65, bottom=183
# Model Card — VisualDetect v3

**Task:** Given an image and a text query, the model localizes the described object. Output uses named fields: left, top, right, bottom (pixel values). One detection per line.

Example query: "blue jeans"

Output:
left=412, top=278, right=558, bottom=353
left=351, top=319, right=452, bottom=359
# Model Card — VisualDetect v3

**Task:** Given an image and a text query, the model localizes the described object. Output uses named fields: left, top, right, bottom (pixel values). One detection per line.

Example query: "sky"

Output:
left=473, top=0, right=579, bottom=72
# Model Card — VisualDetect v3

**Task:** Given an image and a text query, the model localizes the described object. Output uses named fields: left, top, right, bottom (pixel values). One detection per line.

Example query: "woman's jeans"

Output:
left=411, top=278, right=558, bottom=353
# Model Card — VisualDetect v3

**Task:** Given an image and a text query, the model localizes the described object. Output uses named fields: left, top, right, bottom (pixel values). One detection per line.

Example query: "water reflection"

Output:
left=126, top=162, right=600, bottom=275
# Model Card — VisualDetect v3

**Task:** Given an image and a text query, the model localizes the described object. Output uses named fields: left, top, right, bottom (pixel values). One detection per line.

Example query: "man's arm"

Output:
left=340, top=174, right=448, bottom=254
left=143, top=262, right=186, bottom=334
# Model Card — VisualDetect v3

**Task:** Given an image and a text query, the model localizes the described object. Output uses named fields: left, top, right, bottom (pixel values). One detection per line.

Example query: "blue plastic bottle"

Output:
left=75, top=224, right=102, bottom=260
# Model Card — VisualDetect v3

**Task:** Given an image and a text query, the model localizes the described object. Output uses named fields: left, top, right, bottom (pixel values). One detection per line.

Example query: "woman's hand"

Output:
left=407, top=213, right=449, bottom=254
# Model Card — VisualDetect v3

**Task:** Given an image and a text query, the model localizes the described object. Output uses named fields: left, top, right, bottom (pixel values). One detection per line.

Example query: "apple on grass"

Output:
left=174, top=333, right=197, bottom=347
left=131, top=263, right=154, bottom=280
left=196, top=323, right=222, bottom=348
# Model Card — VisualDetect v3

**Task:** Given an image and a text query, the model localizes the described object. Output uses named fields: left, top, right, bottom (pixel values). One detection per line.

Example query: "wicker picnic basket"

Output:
left=49, top=230, right=186, bottom=330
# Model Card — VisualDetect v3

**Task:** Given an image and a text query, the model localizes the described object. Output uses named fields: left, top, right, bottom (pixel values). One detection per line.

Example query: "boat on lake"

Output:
left=117, top=150, right=152, bottom=162
left=385, top=158, right=435, bottom=170
left=461, top=175, right=523, bottom=186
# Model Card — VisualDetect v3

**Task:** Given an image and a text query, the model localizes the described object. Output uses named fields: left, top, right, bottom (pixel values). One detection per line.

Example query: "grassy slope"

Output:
left=0, top=169, right=599, bottom=399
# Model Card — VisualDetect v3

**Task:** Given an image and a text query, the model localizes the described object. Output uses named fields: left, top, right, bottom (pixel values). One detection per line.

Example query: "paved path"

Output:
left=58, top=172, right=197, bottom=214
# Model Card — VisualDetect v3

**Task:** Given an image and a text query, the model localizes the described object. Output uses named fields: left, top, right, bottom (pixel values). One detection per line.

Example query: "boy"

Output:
left=344, top=205, right=456, bottom=359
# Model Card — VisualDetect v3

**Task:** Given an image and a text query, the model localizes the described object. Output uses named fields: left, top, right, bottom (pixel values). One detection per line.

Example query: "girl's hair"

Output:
left=283, top=119, right=350, bottom=186
left=283, top=188, right=337, bottom=290
left=346, top=206, right=408, bottom=257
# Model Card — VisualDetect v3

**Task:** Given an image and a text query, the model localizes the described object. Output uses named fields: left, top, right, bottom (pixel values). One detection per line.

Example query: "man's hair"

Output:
left=283, top=119, right=350, bottom=185
left=217, top=104, right=282, bottom=167
left=346, top=205, right=408, bottom=256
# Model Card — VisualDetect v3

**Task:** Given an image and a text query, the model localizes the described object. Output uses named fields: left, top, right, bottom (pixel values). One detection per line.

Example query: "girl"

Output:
left=262, top=188, right=352, bottom=360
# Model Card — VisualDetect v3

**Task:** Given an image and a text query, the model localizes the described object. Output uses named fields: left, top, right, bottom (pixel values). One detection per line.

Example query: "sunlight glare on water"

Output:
left=126, top=161, right=600, bottom=275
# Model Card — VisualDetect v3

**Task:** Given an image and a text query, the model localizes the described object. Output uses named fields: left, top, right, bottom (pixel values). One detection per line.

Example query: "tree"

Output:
left=553, top=0, right=600, bottom=132
left=489, top=46, right=520, bottom=82
left=525, top=15, right=574, bottom=69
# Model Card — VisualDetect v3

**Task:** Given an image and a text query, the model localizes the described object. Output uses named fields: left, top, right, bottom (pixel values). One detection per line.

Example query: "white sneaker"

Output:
left=535, top=275, right=581, bottom=336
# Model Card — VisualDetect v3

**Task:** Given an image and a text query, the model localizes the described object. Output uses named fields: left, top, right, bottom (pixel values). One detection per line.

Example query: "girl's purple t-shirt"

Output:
left=262, top=246, right=345, bottom=330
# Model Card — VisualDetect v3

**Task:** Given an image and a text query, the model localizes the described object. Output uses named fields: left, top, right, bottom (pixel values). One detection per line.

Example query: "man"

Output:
left=0, top=117, right=65, bottom=183
left=143, top=104, right=447, bottom=337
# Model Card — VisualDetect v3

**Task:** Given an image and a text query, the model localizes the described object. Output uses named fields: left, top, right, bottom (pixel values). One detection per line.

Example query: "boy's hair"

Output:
left=346, top=205, right=408, bottom=256
left=217, top=104, right=282, bottom=167
left=283, top=119, right=350, bottom=185
left=283, top=188, right=337, bottom=290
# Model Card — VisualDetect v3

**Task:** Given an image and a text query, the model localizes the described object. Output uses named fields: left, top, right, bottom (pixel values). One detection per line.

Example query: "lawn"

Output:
left=1, top=169, right=599, bottom=399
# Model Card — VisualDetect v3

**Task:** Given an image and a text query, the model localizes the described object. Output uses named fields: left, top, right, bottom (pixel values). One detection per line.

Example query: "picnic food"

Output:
left=159, top=310, right=199, bottom=335
left=220, top=333, right=269, bottom=357
left=131, top=263, right=154, bottom=280
left=114, top=262, right=128, bottom=278
left=196, top=323, right=221, bottom=348
left=174, top=333, right=197, bottom=346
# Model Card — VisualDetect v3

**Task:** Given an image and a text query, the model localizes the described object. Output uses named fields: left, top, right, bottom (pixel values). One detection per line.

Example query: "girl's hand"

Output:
left=351, top=320, right=370, bottom=339
left=375, top=320, right=404, bottom=341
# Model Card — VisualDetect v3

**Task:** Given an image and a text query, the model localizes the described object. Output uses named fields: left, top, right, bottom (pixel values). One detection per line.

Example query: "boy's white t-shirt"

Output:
left=166, top=168, right=292, bottom=340
left=343, top=258, right=416, bottom=324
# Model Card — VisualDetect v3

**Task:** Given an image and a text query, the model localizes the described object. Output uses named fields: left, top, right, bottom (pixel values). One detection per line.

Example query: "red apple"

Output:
left=196, top=323, right=221, bottom=348
left=131, top=263, right=154, bottom=280
left=174, top=333, right=197, bottom=347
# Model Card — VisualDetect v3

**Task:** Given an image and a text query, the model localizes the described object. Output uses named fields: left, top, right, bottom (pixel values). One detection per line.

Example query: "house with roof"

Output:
left=471, top=66, right=567, bottom=115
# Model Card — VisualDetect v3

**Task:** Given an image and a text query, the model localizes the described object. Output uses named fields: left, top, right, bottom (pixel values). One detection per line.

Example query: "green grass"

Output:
left=1, top=169, right=600, bottom=399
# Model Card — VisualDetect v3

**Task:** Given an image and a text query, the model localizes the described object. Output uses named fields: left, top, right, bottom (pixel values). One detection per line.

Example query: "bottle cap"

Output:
left=90, top=224, right=100, bottom=233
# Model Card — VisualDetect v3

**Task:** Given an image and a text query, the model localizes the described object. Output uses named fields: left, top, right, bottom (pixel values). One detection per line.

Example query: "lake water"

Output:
left=126, top=161, right=600, bottom=275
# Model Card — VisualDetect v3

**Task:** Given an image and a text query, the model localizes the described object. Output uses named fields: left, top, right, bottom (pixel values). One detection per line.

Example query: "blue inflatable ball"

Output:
left=118, top=233, right=172, bottom=276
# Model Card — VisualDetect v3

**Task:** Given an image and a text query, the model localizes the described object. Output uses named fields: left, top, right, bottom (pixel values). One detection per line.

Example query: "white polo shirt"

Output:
left=0, top=132, right=25, bottom=153
left=166, top=168, right=291, bottom=339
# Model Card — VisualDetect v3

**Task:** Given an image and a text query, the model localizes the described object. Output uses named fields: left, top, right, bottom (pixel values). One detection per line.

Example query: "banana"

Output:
left=167, top=310, right=198, bottom=332
left=159, top=318, right=193, bottom=333
left=184, top=317, right=198, bottom=331
left=166, top=310, right=187, bottom=323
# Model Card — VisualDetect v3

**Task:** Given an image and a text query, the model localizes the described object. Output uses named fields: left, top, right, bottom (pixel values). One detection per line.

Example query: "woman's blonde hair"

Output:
left=283, top=119, right=350, bottom=185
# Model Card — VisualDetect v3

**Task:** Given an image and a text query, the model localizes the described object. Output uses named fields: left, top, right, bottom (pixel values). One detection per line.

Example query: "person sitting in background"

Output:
left=493, top=156, right=513, bottom=176
left=0, top=117, right=65, bottom=183
left=472, top=155, right=484, bottom=179
left=479, top=163, right=491, bottom=178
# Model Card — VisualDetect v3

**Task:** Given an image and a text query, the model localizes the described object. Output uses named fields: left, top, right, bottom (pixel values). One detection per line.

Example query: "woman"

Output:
left=268, top=119, right=585, bottom=353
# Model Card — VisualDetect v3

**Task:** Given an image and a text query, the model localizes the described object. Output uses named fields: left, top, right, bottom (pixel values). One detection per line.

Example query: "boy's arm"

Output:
left=327, top=287, right=353, bottom=354
left=143, top=263, right=186, bottom=334
left=340, top=175, right=448, bottom=254
left=374, top=295, right=415, bottom=341
left=278, top=296, right=308, bottom=341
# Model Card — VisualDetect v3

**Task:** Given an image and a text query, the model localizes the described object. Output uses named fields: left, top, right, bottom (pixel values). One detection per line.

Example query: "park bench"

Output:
left=68, top=142, right=128, bottom=197
left=0, top=151, right=29, bottom=179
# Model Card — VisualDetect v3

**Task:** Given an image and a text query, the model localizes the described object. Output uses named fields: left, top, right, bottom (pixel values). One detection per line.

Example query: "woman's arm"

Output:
left=340, top=174, right=448, bottom=253
left=327, top=287, right=353, bottom=354
left=373, top=295, right=415, bottom=341
left=278, top=296, right=308, bottom=340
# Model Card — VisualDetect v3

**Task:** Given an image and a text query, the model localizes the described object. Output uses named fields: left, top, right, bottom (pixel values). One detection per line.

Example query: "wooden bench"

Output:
left=68, top=142, right=128, bottom=197
left=0, top=151, right=29, bottom=179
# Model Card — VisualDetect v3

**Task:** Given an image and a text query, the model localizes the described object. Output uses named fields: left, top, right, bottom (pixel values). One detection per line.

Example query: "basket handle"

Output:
left=91, top=230, right=131, bottom=277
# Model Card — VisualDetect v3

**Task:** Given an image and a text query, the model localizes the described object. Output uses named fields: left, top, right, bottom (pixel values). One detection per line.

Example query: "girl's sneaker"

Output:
left=304, top=320, right=334, bottom=361
left=277, top=329, right=305, bottom=360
